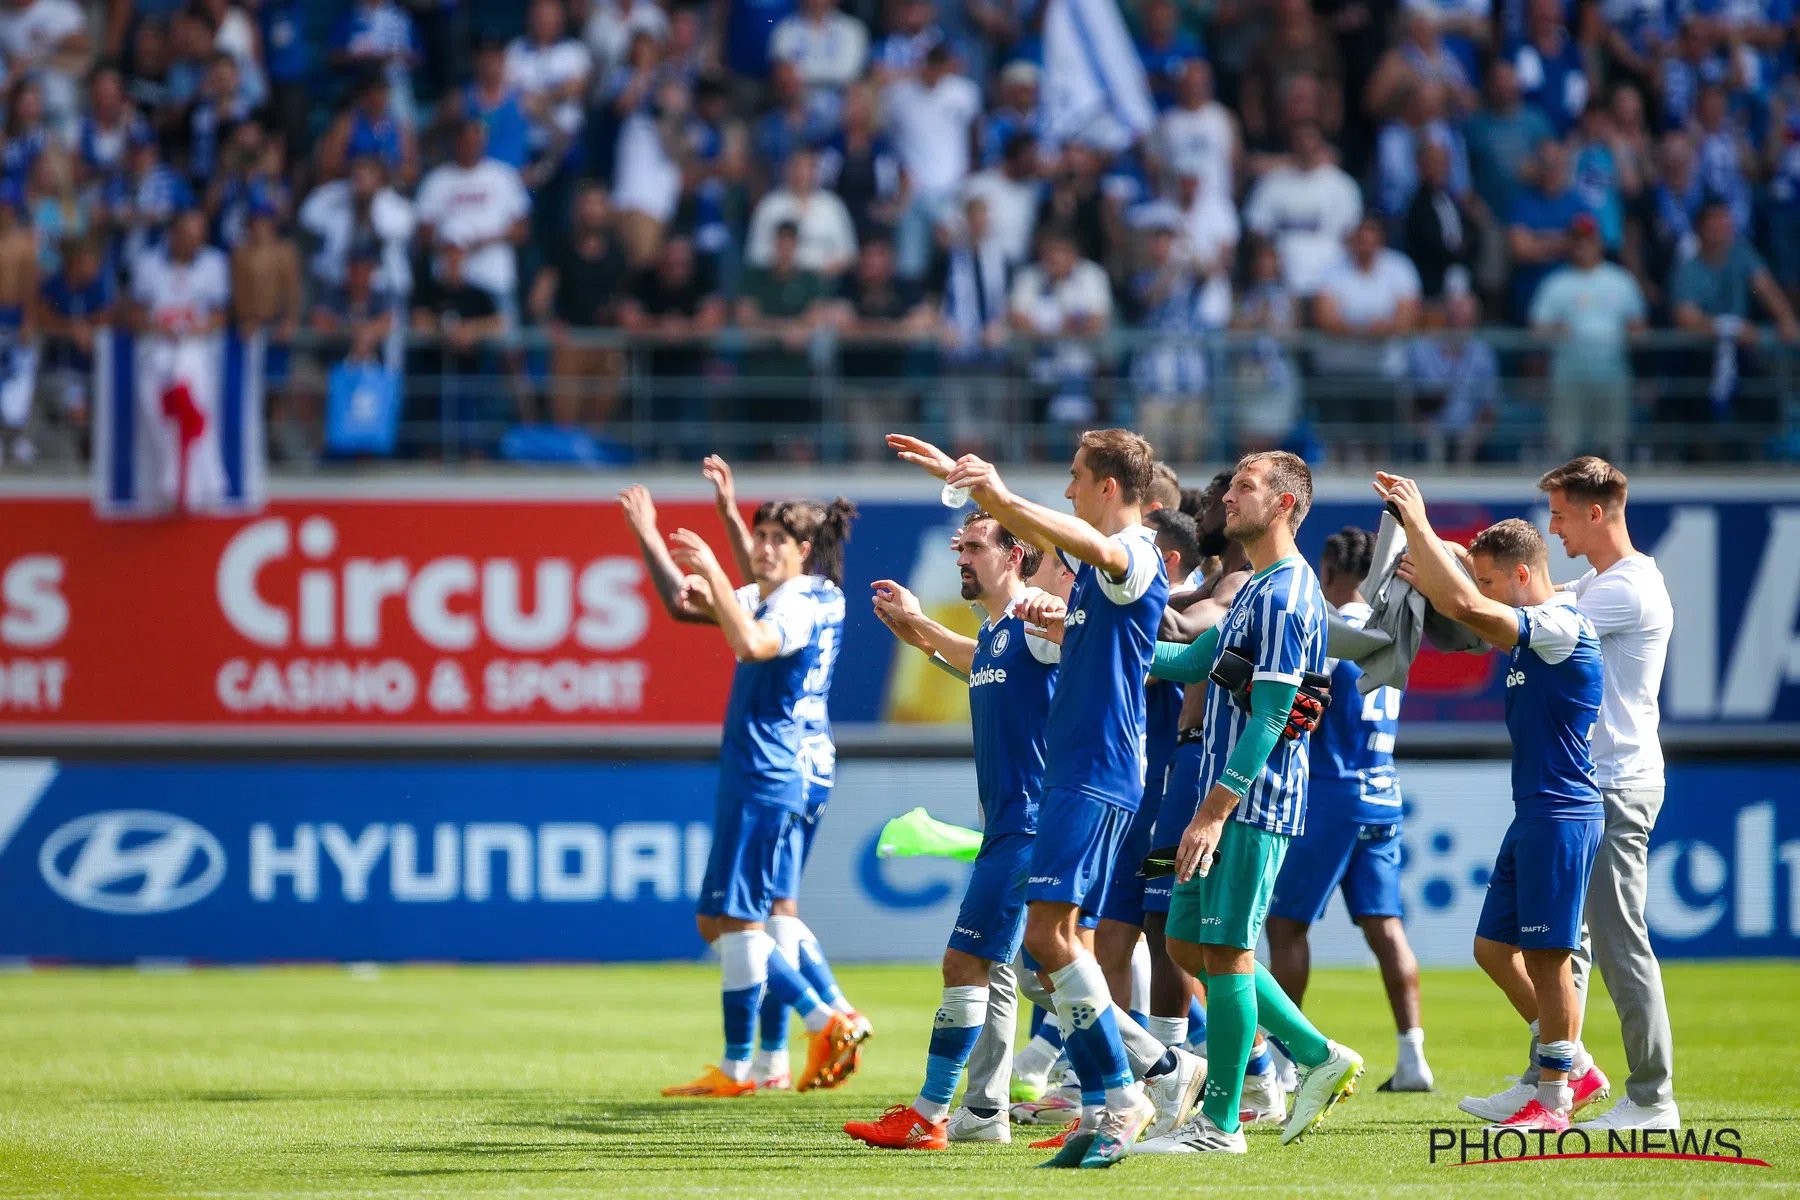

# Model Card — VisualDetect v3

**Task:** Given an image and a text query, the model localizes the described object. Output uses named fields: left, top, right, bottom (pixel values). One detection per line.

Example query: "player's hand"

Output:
left=1018, top=590, right=1067, bottom=633
left=871, top=578, right=924, bottom=622
left=1373, top=472, right=1428, bottom=532
left=1394, top=549, right=1419, bottom=589
left=678, top=574, right=716, bottom=615
left=669, top=528, right=723, bottom=579
left=1176, top=808, right=1227, bottom=884
left=886, top=433, right=956, bottom=479
left=701, top=455, right=737, bottom=514
left=619, top=485, right=658, bottom=538
left=945, top=454, right=1011, bottom=507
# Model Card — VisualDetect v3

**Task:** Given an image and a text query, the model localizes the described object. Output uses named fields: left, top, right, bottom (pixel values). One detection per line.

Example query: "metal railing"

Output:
left=27, top=325, right=1800, bottom=469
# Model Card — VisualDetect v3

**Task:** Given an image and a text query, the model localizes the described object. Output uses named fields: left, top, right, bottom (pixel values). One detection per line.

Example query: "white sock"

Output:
left=1129, top=937, right=1151, bottom=1014
left=751, top=1046, right=789, bottom=1080
left=1537, top=1079, right=1573, bottom=1113
left=719, top=1057, right=751, bottom=1082
left=1049, top=957, right=1146, bottom=1113
left=1571, top=1041, right=1594, bottom=1079
left=914, top=984, right=989, bottom=1122
left=1148, top=1015, right=1188, bottom=1048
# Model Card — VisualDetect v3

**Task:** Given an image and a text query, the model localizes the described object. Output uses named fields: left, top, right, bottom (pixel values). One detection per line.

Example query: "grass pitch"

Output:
left=0, top=961, right=1794, bottom=1198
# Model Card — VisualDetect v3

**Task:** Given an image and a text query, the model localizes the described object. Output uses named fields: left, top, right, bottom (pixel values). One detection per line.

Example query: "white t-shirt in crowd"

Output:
left=1243, top=161, right=1364, bottom=295
left=1571, top=553, right=1672, bottom=790
left=414, top=157, right=531, bottom=295
left=584, top=0, right=668, bottom=71
left=0, top=0, right=85, bottom=122
left=610, top=111, right=681, bottom=221
left=1009, top=258, right=1112, bottom=331
left=1158, top=101, right=1235, bottom=200
left=505, top=36, right=593, bottom=140
left=885, top=73, right=982, bottom=199
left=1181, top=193, right=1240, bottom=274
left=961, top=168, right=1040, bottom=265
left=746, top=188, right=859, bottom=272
left=769, top=11, right=869, bottom=89
left=1315, top=247, right=1420, bottom=377
left=297, top=181, right=417, bottom=293
left=131, top=246, right=231, bottom=335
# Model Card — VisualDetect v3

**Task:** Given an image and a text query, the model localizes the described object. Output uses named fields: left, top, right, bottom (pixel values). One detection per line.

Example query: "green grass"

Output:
left=0, top=962, right=1794, bottom=1198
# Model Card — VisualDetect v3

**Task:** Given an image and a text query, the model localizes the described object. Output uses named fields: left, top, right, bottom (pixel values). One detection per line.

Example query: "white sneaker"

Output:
left=1135, top=1110, right=1247, bottom=1155
left=1575, top=1097, right=1681, bottom=1131
left=1011, top=1071, right=1081, bottom=1125
left=1378, top=1058, right=1436, bottom=1093
left=1239, top=1068, right=1286, bottom=1125
left=1457, top=1077, right=1536, bottom=1123
left=1281, top=1041, right=1365, bottom=1145
left=947, top=1105, right=1011, bottom=1143
left=1144, top=1046, right=1208, bottom=1139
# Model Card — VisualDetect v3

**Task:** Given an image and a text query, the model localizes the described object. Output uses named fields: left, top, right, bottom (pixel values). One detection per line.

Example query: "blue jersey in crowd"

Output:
left=1505, top=593, right=1604, bottom=820
left=1309, top=602, right=1403, bottom=826
left=1195, top=555, right=1329, bottom=837
left=716, top=575, right=845, bottom=813
left=1045, top=526, right=1168, bottom=811
left=969, top=596, right=1061, bottom=836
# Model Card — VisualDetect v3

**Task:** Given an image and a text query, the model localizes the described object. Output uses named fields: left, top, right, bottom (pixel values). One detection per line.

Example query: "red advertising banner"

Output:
left=0, top=498, right=737, bottom=739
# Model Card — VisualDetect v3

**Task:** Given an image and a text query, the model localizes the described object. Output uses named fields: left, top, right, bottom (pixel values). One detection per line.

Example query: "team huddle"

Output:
left=622, top=433, right=1679, bottom=1167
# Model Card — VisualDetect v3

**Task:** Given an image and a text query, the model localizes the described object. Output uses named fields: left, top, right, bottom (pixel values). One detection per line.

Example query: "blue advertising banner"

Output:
left=0, top=758, right=1794, bottom=964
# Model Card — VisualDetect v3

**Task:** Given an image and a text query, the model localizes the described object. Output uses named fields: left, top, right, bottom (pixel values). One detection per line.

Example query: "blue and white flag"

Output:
left=91, top=329, right=267, bottom=518
left=1042, top=0, right=1157, bottom=152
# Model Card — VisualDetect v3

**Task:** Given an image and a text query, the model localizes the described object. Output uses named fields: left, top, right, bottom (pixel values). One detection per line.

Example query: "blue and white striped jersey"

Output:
left=1506, top=593, right=1603, bottom=820
left=969, top=596, right=1061, bottom=836
left=1045, top=526, right=1169, bottom=812
left=1309, top=602, right=1403, bottom=825
left=1195, top=555, right=1329, bottom=837
left=717, top=575, right=845, bottom=814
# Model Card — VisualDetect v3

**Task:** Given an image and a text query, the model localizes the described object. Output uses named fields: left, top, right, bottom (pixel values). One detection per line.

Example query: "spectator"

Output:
left=618, top=235, right=726, bottom=450
left=610, top=74, right=685, bottom=268
left=36, top=233, right=111, bottom=437
left=980, top=60, right=1040, bottom=168
left=124, top=18, right=175, bottom=122
left=1600, top=0, right=1668, bottom=85
left=1373, top=81, right=1472, bottom=225
left=1244, top=73, right=1330, bottom=181
left=1366, top=10, right=1477, bottom=121
left=1659, top=16, right=1725, bottom=132
left=1229, top=236, right=1303, bottom=451
left=873, top=0, right=943, bottom=80
left=528, top=185, right=629, bottom=427
left=409, top=241, right=507, bottom=451
left=1567, top=98, right=1632, bottom=257
left=1157, top=60, right=1238, bottom=208
left=1692, top=84, right=1755, bottom=235
left=196, top=0, right=264, bottom=105
left=931, top=192, right=1011, bottom=449
left=585, top=0, right=669, bottom=78
left=1313, top=215, right=1422, bottom=455
left=737, top=220, right=830, bottom=448
left=505, top=0, right=594, bottom=183
left=1766, top=92, right=1800, bottom=303
left=184, top=52, right=254, bottom=189
left=231, top=202, right=302, bottom=412
left=829, top=236, right=932, bottom=452
left=1507, top=139, right=1587, bottom=321
left=261, top=0, right=310, bottom=159
left=309, top=237, right=396, bottom=367
left=770, top=0, right=870, bottom=99
left=673, top=76, right=749, bottom=272
left=1171, top=170, right=1239, bottom=277
left=321, top=72, right=417, bottom=189
left=748, top=147, right=858, bottom=277
left=1243, top=120, right=1363, bottom=296
left=1529, top=212, right=1645, bottom=458
left=1644, top=132, right=1704, bottom=307
left=0, top=0, right=93, bottom=139
left=1127, top=207, right=1229, bottom=462
left=1464, top=59, right=1553, bottom=223
left=961, top=131, right=1040, bottom=267
left=1667, top=202, right=1800, bottom=457
left=1008, top=225, right=1112, bottom=425
left=165, top=10, right=213, bottom=116
left=105, top=130, right=193, bottom=269
left=299, top=153, right=415, bottom=304
left=1, top=79, right=50, bottom=185
left=1242, top=0, right=1344, bottom=148
left=1406, top=290, right=1500, bottom=461
left=415, top=119, right=530, bottom=326
left=722, top=0, right=799, bottom=80
left=25, top=148, right=90, bottom=275
left=128, top=206, right=228, bottom=337
left=77, top=63, right=148, bottom=190
left=886, top=43, right=981, bottom=278
left=332, top=0, right=420, bottom=129
left=1404, top=139, right=1480, bottom=304
left=1506, top=0, right=1588, bottom=135
left=448, top=36, right=531, bottom=173
left=752, top=59, right=839, bottom=180
left=818, top=81, right=903, bottom=241
left=1035, top=142, right=1115, bottom=271
left=1136, top=0, right=1204, bottom=110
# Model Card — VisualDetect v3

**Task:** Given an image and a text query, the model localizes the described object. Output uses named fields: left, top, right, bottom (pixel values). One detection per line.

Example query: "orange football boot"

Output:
left=797, top=1012, right=864, bottom=1091
left=844, top=1104, right=949, bottom=1150
left=661, top=1066, right=756, bottom=1098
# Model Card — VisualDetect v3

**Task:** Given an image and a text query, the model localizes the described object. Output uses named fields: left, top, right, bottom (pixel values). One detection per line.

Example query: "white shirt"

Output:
left=746, top=188, right=859, bottom=273
left=414, top=158, right=531, bottom=295
left=0, top=0, right=84, bottom=121
left=769, top=11, right=869, bottom=89
left=885, top=74, right=982, bottom=199
left=961, top=168, right=1039, bottom=265
left=609, top=112, right=681, bottom=220
left=1009, top=259, right=1113, bottom=332
left=504, top=37, right=593, bottom=139
left=1244, top=162, right=1364, bottom=296
left=1181, top=194, right=1240, bottom=273
left=1315, top=248, right=1421, bottom=378
left=131, top=246, right=231, bottom=336
left=1571, top=553, right=1672, bottom=789
left=1158, top=102, right=1235, bottom=199
left=583, top=0, right=668, bottom=73
left=297, top=181, right=417, bottom=293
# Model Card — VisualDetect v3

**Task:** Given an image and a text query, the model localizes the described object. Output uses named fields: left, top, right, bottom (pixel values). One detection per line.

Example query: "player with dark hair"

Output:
left=621, top=469, right=870, bottom=1097
left=1377, top=474, right=1609, bottom=1134
left=1265, top=526, right=1434, bottom=1094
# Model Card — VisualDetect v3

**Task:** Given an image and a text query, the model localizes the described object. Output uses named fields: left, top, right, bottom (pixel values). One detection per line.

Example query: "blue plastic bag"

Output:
left=325, top=361, right=401, bottom=457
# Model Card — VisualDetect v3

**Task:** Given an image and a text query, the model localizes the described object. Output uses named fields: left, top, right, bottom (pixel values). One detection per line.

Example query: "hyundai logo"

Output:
left=39, top=811, right=226, bottom=915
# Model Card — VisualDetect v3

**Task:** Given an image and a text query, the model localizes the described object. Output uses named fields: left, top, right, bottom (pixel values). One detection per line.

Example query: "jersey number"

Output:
left=803, top=627, right=839, bottom=693
left=1360, top=687, right=1401, bottom=722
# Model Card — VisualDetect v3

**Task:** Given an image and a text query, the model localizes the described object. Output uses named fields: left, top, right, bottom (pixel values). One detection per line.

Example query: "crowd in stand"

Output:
left=2, top=0, right=1799, bottom=465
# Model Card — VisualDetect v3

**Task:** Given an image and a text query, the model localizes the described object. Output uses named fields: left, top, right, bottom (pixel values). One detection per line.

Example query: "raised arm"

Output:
left=871, top=579, right=979, bottom=674
left=670, top=529, right=787, bottom=661
left=939, top=449, right=1131, bottom=577
left=619, top=485, right=715, bottom=624
left=1374, top=472, right=1521, bottom=648
left=702, top=454, right=756, bottom=583
left=1160, top=567, right=1248, bottom=641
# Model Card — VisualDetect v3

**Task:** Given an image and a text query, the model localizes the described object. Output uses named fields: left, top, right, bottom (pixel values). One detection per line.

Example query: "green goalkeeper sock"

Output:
left=1198, top=971, right=1254, bottom=1134
left=1253, top=962, right=1330, bottom=1069
left=875, top=808, right=983, bottom=862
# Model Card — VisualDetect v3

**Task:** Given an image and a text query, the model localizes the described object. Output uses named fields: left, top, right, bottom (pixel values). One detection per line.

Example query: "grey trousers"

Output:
left=1570, top=786, right=1676, bottom=1106
left=962, top=959, right=1019, bottom=1111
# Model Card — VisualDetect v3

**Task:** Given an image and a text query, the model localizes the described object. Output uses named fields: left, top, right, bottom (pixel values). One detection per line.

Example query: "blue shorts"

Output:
left=698, top=799, right=798, bottom=921
left=1475, top=815, right=1603, bottom=951
left=1028, top=787, right=1132, bottom=917
left=1144, top=740, right=1205, bottom=916
left=1098, top=795, right=1158, bottom=926
left=1268, top=814, right=1405, bottom=924
left=948, top=830, right=1033, bottom=963
left=772, top=779, right=831, bottom=901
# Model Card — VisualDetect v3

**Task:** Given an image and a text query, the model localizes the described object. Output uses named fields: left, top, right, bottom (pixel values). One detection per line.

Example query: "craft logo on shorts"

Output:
left=1427, top=1127, right=1768, bottom=1168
